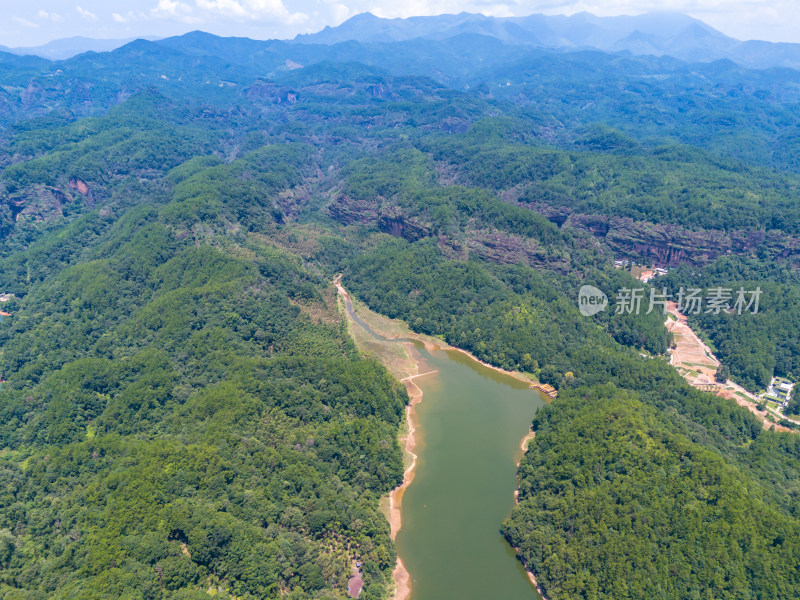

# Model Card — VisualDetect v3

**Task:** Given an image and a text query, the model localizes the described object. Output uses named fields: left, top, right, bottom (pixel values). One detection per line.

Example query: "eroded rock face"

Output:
left=275, top=185, right=311, bottom=221
left=465, top=228, right=570, bottom=272
left=518, top=200, right=800, bottom=266
left=564, top=213, right=800, bottom=266
left=376, top=212, right=430, bottom=242
left=326, top=194, right=379, bottom=225
left=68, top=177, right=89, bottom=195
left=0, top=179, right=97, bottom=230
left=245, top=82, right=300, bottom=104
left=328, top=195, right=432, bottom=241
left=14, top=185, right=69, bottom=223
left=327, top=192, right=573, bottom=269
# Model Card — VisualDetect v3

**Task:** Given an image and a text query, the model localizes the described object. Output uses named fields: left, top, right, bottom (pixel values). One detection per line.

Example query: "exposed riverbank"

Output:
left=448, top=347, right=537, bottom=387
left=335, top=277, right=547, bottom=600
left=389, top=378, right=422, bottom=539
left=334, top=276, right=427, bottom=600
left=517, top=431, right=536, bottom=466
left=665, top=301, right=796, bottom=433
left=513, top=429, right=551, bottom=600
left=334, top=275, right=538, bottom=385
left=389, top=378, right=422, bottom=600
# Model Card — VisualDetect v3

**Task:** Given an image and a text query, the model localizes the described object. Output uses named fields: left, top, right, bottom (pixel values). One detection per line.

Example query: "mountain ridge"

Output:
left=6, top=11, right=800, bottom=70
left=294, top=11, right=800, bottom=70
left=1, top=35, right=162, bottom=61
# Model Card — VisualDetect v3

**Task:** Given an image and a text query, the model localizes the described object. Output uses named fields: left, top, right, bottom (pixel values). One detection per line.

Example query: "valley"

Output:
left=338, top=282, right=546, bottom=600
left=2, top=9, right=800, bottom=600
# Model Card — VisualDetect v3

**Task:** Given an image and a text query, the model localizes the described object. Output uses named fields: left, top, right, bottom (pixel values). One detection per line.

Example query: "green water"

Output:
left=343, top=296, right=545, bottom=599
left=396, top=346, right=545, bottom=600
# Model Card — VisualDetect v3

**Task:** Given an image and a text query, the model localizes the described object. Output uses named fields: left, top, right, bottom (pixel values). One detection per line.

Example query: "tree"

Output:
left=539, top=365, right=562, bottom=388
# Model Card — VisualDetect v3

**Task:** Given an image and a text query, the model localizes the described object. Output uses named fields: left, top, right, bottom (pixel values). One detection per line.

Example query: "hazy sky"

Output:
left=0, top=1, right=797, bottom=47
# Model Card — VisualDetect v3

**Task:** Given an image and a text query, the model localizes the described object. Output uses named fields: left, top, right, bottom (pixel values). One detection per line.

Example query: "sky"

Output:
left=0, top=0, right=798, bottom=48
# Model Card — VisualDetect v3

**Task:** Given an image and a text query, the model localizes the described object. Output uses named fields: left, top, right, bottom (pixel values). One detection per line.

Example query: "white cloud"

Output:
left=37, top=10, right=64, bottom=22
left=370, top=1, right=439, bottom=18
left=331, top=2, right=351, bottom=23
left=76, top=5, right=99, bottom=22
left=479, top=3, right=515, bottom=17
left=193, top=0, right=308, bottom=23
left=505, top=0, right=800, bottom=42
left=113, top=10, right=150, bottom=23
left=2, top=0, right=798, bottom=47
left=195, top=0, right=248, bottom=17
left=151, top=0, right=197, bottom=22
left=153, top=0, right=187, bottom=15
left=12, top=16, right=39, bottom=28
left=246, top=0, right=296, bottom=14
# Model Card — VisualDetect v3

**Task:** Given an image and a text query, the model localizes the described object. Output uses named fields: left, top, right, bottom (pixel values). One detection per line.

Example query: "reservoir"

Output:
left=342, top=291, right=545, bottom=600
left=396, top=346, right=545, bottom=600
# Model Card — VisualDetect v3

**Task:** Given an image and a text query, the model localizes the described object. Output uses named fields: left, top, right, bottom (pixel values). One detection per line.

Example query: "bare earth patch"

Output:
left=334, top=277, right=429, bottom=600
left=665, top=302, right=793, bottom=432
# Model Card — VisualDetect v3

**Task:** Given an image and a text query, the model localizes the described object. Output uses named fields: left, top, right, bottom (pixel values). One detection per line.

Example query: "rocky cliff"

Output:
left=564, top=213, right=800, bottom=266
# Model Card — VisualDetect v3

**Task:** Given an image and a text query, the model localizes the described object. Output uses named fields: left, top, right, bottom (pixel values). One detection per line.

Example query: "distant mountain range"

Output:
left=4, top=12, right=800, bottom=71
left=4, top=12, right=800, bottom=70
left=294, top=11, right=800, bottom=71
left=0, top=36, right=161, bottom=60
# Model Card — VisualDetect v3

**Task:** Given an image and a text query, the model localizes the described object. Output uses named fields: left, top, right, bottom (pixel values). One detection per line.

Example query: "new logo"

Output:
left=578, top=285, right=608, bottom=316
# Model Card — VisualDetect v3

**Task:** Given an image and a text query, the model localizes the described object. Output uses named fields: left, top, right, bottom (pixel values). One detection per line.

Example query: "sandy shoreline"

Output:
left=447, top=346, right=536, bottom=386
left=518, top=431, right=536, bottom=462
left=526, top=570, right=549, bottom=600
left=388, top=379, right=422, bottom=539
left=334, top=277, right=421, bottom=600
left=388, top=377, right=423, bottom=600
left=335, top=276, right=547, bottom=600
left=512, top=429, right=550, bottom=600
left=392, top=557, right=411, bottom=600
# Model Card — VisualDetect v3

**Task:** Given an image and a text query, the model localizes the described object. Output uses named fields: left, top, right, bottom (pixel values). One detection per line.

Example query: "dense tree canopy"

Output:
left=1, top=29, right=800, bottom=600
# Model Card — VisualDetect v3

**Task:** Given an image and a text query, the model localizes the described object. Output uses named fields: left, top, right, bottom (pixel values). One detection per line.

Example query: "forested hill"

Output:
left=0, top=137, right=409, bottom=599
left=1, top=24, right=800, bottom=600
left=5, top=29, right=800, bottom=172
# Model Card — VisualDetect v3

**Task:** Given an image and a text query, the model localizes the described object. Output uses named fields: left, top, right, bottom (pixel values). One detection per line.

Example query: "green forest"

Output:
left=504, top=385, right=800, bottom=600
left=663, top=258, right=800, bottom=392
left=0, top=145, right=408, bottom=599
left=2, top=23, right=800, bottom=600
